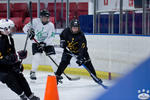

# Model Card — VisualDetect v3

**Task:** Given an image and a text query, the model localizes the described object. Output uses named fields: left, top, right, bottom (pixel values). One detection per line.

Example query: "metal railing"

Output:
left=94, top=0, right=150, bottom=35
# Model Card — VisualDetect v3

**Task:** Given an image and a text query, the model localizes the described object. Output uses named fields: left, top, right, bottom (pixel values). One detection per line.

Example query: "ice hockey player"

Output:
left=0, top=19, right=40, bottom=100
left=55, top=19, right=103, bottom=84
left=23, top=9, right=56, bottom=80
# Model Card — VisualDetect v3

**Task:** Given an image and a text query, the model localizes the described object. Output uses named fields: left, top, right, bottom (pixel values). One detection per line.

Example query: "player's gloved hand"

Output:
left=76, top=56, right=86, bottom=66
left=17, top=50, right=27, bottom=60
left=60, top=40, right=67, bottom=48
left=5, top=54, right=18, bottom=64
left=44, top=45, right=56, bottom=55
left=28, top=28, right=35, bottom=40
left=38, top=42, right=46, bottom=51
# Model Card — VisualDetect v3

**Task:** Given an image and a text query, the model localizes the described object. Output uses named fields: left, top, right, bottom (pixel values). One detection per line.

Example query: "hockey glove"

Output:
left=44, top=45, right=56, bottom=56
left=38, top=42, right=46, bottom=51
left=17, top=50, right=27, bottom=60
left=60, top=40, right=67, bottom=48
left=76, top=57, right=86, bottom=66
left=28, top=28, right=35, bottom=40
left=5, top=54, right=18, bottom=64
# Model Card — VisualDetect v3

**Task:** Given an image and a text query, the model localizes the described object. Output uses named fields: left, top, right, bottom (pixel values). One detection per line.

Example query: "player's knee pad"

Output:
left=61, top=56, right=71, bottom=64
left=59, top=61, right=69, bottom=71
left=55, top=61, right=69, bottom=76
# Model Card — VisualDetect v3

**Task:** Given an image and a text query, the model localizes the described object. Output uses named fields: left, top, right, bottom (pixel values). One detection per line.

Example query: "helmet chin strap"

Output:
left=0, top=28, right=13, bottom=35
left=72, top=31, right=78, bottom=34
left=42, top=21, right=49, bottom=25
left=70, top=27, right=80, bottom=34
left=2, top=31, right=11, bottom=35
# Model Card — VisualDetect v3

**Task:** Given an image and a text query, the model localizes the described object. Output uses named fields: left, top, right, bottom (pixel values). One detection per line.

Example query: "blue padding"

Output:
left=123, top=14, right=126, bottom=34
left=128, top=13, right=133, bottom=34
left=79, top=13, right=143, bottom=34
left=95, top=57, right=150, bottom=100
left=113, top=14, right=119, bottom=33
left=100, top=14, right=109, bottom=33
left=79, top=15, right=93, bottom=33
left=135, top=13, right=142, bottom=34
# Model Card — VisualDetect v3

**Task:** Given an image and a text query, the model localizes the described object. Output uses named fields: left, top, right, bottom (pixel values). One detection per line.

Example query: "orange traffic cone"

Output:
left=44, top=75, right=59, bottom=100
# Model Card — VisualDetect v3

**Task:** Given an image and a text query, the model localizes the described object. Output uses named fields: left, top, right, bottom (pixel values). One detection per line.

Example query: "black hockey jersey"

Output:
left=0, top=33, right=16, bottom=71
left=60, top=27, right=88, bottom=58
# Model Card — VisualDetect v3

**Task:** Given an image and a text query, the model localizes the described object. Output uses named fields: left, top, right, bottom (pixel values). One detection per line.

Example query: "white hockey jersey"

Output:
left=23, top=18, right=55, bottom=46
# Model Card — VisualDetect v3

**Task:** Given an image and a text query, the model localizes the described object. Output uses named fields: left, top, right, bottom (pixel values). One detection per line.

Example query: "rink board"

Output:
left=14, top=33, right=150, bottom=77
left=23, top=64, right=119, bottom=80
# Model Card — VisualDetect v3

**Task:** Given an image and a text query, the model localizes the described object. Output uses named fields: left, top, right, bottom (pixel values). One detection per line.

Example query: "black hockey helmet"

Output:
left=40, top=9, right=50, bottom=17
left=70, top=19, right=80, bottom=28
left=70, top=19, right=80, bottom=34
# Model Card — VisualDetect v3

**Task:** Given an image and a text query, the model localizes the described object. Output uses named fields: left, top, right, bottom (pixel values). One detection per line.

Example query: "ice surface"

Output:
left=0, top=70, right=114, bottom=100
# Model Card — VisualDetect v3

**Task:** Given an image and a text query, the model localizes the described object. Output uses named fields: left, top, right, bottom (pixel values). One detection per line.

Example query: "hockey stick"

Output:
left=23, top=1, right=32, bottom=51
left=65, top=48, right=108, bottom=89
left=20, top=1, right=32, bottom=65
left=46, top=54, right=80, bottom=81
left=32, top=38, right=80, bottom=81
left=17, top=1, right=32, bottom=73
left=82, top=64, right=108, bottom=89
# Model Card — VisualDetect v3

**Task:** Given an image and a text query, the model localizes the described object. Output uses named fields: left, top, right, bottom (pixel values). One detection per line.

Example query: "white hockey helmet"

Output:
left=0, top=19, right=15, bottom=35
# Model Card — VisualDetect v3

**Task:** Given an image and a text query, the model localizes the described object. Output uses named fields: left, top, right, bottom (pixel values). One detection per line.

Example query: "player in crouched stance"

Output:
left=55, top=19, right=103, bottom=84
left=0, top=19, right=40, bottom=100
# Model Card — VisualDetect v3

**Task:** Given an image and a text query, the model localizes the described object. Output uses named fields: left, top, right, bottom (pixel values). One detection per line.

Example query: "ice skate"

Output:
left=56, top=75, right=63, bottom=84
left=30, top=71, right=37, bottom=80
left=20, top=93, right=27, bottom=100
